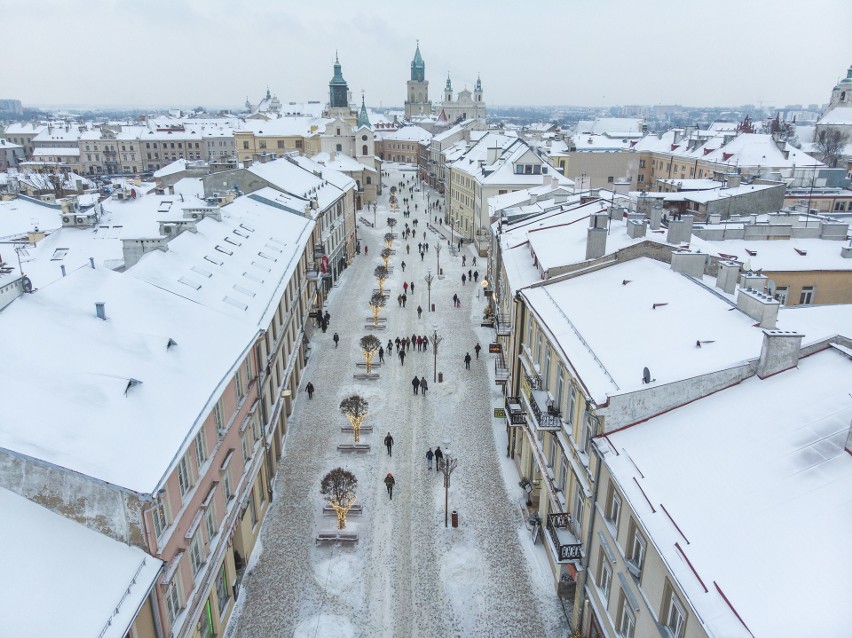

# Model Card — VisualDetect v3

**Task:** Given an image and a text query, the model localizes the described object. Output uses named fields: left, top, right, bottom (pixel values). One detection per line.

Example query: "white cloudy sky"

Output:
left=5, top=0, right=851, bottom=109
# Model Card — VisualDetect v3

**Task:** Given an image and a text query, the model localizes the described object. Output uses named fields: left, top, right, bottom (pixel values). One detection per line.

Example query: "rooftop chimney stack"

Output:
left=586, top=213, right=608, bottom=260
left=756, top=330, right=803, bottom=379
left=95, top=302, right=106, bottom=321
left=736, top=288, right=780, bottom=328
left=666, top=214, right=694, bottom=244
left=715, top=260, right=740, bottom=294
left=649, top=203, right=663, bottom=230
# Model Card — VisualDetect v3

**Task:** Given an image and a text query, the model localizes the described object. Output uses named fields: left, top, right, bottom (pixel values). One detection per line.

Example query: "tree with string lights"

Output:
left=379, top=248, right=392, bottom=269
left=368, top=291, right=386, bottom=326
left=374, top=264, right=389, bottom=293
left=340, top=393, right=369, bottom=444
left=320, top=468, right=358, bottom=530
left=384, top=232, right=394, bottom=249
left=359, top=335, right=381, bottom=374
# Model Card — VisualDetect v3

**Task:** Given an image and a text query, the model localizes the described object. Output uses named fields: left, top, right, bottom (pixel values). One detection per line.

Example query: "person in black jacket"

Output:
left=384, top=432, right=394, bottom=456
left=434, top=446, right=443, bottom=472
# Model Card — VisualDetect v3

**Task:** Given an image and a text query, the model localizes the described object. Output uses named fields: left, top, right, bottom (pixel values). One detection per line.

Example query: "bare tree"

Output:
left=374, top=264, right=389, bottom=293
left=340, top=393, right=369, bottom=445
left=384, top=232, right=394, bottom=249
left=379, top=248, right=392, bottom=269
left=816, top=127, right=847, bottom=168
left=368, top=291, right=386, bottom=326
left=320, top=467, right=358, bottom=529
left=359, top=335, right=381, bottom=374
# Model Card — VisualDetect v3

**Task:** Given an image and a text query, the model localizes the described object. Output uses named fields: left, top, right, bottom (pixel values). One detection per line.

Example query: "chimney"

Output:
left=666, top=214, right=694, bottom=244
left=740, top=271, right=768, bottom=291
left=736, top=288, right=780, bottom=328
left=60, top=265, right=66, bottom=277
left=715, top=260, right=740, bottom=294
left=586, top=213, right=608, bottom=259
left=95, top=302, right=107, bottom=320
left=756, top=330, right=803, bottom=379
left=613, top=179, right=631, bottom=195
left=626, top=218, right=647, bottom=239
left=725, top=173, right=741, bottom=189
left=649, top=203, right=663, bottom=230
left=608, top=205, right=623, bottom=221
left=89, top=257, right=95, bottom=269
left=670, top=250, right=707, bottom=277
left=168, top=185, right=175, bottom=195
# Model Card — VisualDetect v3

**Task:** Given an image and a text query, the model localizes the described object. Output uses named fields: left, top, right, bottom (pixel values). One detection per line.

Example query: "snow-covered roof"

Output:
left=0, top=190, right=314, bottom=493
left=0, top=196, right=63, bottom=239
left=32, top=147, right=80, bottom=156
left=236, top=116, right=328, bottom=137
left=376, top=125, right=432, bottom=143
left=655, top=178, right=721, bottom=190
left=248, top=156, right=355, bottom=210
left=0, top=486, right=162, bottom=638
left=818, top=105, right=852, bottom=126
left=570, top=133, right=634, bottom=152
left=311, top=152, right=376, bottom=173
left=599, top=346, right=852, bottom=638
left=695, top=235, right=852, bottom=272
left=153, top=158, right=189, bottom=178
left=575, top=117, right=643, bottom=136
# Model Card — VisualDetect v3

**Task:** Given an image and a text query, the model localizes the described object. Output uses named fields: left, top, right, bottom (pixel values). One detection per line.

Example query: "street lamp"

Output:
left=429, top=324, right=443, bottom=383
left=435, top=242, right=442, bottom=276
left=438, top=448, right=458, bottom=528
left=424, top=269, right=434, bottom=311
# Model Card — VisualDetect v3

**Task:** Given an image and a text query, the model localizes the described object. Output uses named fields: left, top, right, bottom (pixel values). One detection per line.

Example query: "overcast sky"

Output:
left=5, top=0, right=851, bottom=110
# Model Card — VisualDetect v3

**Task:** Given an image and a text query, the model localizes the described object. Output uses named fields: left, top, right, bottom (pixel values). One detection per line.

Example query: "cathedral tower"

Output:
left=329, top=53, right=350, bottom=111
left=405, top=41, right=432, bottom=120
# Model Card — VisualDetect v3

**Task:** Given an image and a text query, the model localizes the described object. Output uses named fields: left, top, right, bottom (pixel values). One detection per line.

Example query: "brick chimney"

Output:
left=756, top=330, right=803, bottom=379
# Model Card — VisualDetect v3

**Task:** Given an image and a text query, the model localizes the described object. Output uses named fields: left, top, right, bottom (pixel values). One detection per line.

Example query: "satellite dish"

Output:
left=21, top=276, right=33, bottom=293
left=642, top=367, right=651, bottom=384
left=767, top=280, right=776, bottom=295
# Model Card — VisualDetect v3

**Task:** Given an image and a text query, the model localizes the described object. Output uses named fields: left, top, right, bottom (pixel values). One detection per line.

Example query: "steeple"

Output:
left=329, top=52, right=349, bottom=109
left=475, top=74, right=482, bottom=93
left=357, top=93, right=371, bottom=129
left=411, top=41, right=425, bottom=82
left=445, top=74, right=453, bottom=93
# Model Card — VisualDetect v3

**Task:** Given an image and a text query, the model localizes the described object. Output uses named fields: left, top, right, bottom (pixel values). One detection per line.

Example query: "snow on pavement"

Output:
left=227, top=167, right=569, bottom=638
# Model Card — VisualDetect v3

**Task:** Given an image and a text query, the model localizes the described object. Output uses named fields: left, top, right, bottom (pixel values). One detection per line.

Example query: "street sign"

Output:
left=493, top=408, right=506, bottom=418
left=489, top=343, right=501, bottom=353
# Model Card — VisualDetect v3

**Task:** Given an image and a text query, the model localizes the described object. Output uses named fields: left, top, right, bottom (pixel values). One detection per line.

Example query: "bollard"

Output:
left=431, top=303, right=435, bottom=312
left=451, top=511, right=458, bottom=528
left=439, top=268, right=443, bottom=276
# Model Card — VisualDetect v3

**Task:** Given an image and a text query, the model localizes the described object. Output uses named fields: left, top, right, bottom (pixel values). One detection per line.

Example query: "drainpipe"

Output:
left=577, top=433, right=604, bottom=633
left=509, top=292, right=526, bottom=458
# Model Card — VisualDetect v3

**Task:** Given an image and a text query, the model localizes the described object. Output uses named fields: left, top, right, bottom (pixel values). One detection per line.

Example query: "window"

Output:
left=607, top=176, right=614, bottom=183
left=547, top=436, right=557, bottom=469
left=215, top=564, right=230, bottom=615
left=152, top=497, right=169, bottom=539
left=242, top=432, right=252, bottom=463
left=194, top=430, right=208, bottom=470
left=663, top=585, right=687, bottom=638
left=362, top=144, right=368, bottom=155
left=558, top=459, right=568, bottom=493
left=596, top=550, right=612, bottom=602
left=242, top=141, right=249, bottom=149
left=165, top=581, right=182, bottom=624
left=235, top=368, right=243, bottom=400
left=189, top=532, right=206, bottom=577
left=223, top=471, right=233, bottom=501
left=259, top=141, right=266, bottom=150
left=295, top=139, right=302, bottom=149
left=606, top=485, right=622, bottom=530
left=204, top=504, right=217, bottom=541
left=583, top=414, right=595, bottom=454
left=617, top=595, right=636, bottom=638
left=567, top=385, right=576, bottom=426
left=637, top=174, right=644, bottom=183
left=336, top=128, right=341, bottom=136
left=799, top=286, right=814, bottom=305
left=639, top=159, right=646, bottom=168
left=544, top=347, right=552, bottom=387
left=366, top=176, right=372, bottom=184
left=252, top=414, right=262, bottom=443
left=572, top=487, right=585, bottom=536
left=248, top=490, right=258, bottom=527
left=178, top=455, right=193, bottom=497
left=336, top=144, right=342, bottom=152
left=627, top=522, right=646, bottom=578
left=213, top=402, right=224, bottom=435
left=555, top=370, right=564, bottom=413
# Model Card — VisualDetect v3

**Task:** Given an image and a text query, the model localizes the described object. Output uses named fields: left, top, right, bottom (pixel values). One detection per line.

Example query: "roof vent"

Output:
left=166, top=338, right=178, bottom=350
left=124, top=378, right=143, bottom=396
left=95, top=302, right=106, bottom=320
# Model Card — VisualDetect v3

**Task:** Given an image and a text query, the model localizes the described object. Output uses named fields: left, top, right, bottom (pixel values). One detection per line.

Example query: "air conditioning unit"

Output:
left=163, top=225, right=174, bottom=235
left=62, top=216, right=70, bottom=224
left=75, top=217, right=84, bottom=225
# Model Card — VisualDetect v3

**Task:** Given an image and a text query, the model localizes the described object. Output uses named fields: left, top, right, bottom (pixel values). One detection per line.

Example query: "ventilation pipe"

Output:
left=95, top=302, right=106, bottom=320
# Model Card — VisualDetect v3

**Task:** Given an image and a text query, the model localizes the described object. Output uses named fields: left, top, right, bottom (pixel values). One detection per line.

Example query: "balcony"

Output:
left=496, top=313, right=512, bottom=337
left=505, top=396, right=526, bottom=426
left=529, top=389, right=562, bottom=431
left=546, top=512, right=583, bottom=562
left=494, top=360, right=510, bottom=384
left=313, top=244, right=326, bottom=258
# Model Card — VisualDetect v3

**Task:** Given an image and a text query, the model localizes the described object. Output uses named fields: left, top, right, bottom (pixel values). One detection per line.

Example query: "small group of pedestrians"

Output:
left=425, top=446, right=444, bottom=471
left=411, top=375, right=429, bottom=395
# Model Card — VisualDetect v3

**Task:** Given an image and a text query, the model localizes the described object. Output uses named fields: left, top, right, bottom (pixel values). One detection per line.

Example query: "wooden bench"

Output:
left=316, top=532, right=359, bottom=545
left=341, top=424, right=374, bottom=433
left=355, top=362, right=381, bottom=368
left=353, top=372, right=380, bottom=380
left=337, top=443, right=371, bottom=453
left=358, top=217, right=373, bottom=227
left=323, top=504, right=363, bottom=516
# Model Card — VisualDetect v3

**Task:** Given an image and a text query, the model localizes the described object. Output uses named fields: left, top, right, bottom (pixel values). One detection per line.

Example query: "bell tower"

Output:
left=405, top=41, right=431, bottom=120
left=328, top=53, right=350, bottom=112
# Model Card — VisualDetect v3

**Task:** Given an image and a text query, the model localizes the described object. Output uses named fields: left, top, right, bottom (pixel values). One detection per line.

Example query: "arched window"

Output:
left=362, top=144, right=368, bottom=155
left=366, top=176, right=372, bottom=184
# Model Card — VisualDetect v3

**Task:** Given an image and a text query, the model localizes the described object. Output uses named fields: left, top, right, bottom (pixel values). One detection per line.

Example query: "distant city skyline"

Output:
left=5, top=0, right=851, bottom=111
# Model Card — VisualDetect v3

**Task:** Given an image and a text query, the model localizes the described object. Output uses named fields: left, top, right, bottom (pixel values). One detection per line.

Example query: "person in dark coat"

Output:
left=417, top=305, right=422, bottom=318
left=402, top=294, right=407, bottom=308
left=410, top=281, right=415, bottom=293
left=462, top=255, right=466, bottom=266
left=420, top=376, right=428, bottom=396
left=333, top=332, right=339, bottom=348
left=399, top=349, right=406, bottom=365
left=473, top=270, right=479, bottom=282
left=401, top=261, right=406, bottom=272
left=384, top=432, right=394, bottom=456
left=434, top=446, right=443, bottom=472
left=461, top=274, right=466, bottom=285
left=306, top=382, right=314, bottom=399
left=426, top=448, right=434, bottom=469
left=468, top=269, right=472, bottom=281
left=412, top=376, right=420, bottom=395
left=378, top=346, right=384, bottom=363
left=385, top=472, right=395, bottom=499
left=387, top=339, right=393, bottom=353
left=324, top=310, right=331, bottom=325
left=464, top=352, right=472, bottom=369
left=474, top=343, right=481, bottom=358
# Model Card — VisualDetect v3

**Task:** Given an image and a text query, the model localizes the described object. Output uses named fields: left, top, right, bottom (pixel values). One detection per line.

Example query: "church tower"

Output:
left=405, top=41, right=432, bottom=120
left=328, top=53, right=350, bottom=112
left=444, top=75, right=453, bottom=103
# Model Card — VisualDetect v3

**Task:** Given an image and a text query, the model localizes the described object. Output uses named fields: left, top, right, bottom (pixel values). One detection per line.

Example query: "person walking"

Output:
left=402, top=294, right=407, bottom=308
left=462, top=255, right=466, bottom=266
left=434, top=446, right=443, bottom=472
left=403, top=281, right=408, bottom=294
left=468, top=269, right=472, bottom=281
left=306, top=382, right=315, bottom=399
left=474, top=343, right=482, bottom=358
left=384, top=432, right=394, bottom=456
left=420, top=250, right=424, bottom=261
left=472, top=255, right=476, bottom=266
left=417, top=305, right=422, bottom=318
left=385, top=472, right=395, bottom=499
left=324, top=311, right=331, bottom=326
left=365, top=245, right=368, bottom=255
left=462, top=273, right=466, bottom=286
left=464, top=352, right=472, bottom=369
left=410, top=281, right=415, bottom=293
left=406, top=244, right=411, bottom=254
left=420, top=376, right=428, bottom=396
left=378, top=346, right=384, bottom=363
left=412, top=375, right=420, bottom=395
left=426, top=448, right=434, bottom=469
left=397, top=294, right=403, bottom=307
left=387, top=339, right=393, bottom=354
left=401, top=261, right=406, bottom=272
left=333, top=332, right=339, bottom=348
left=473, top=270, right=479, bottom=282
left=399, top=349, right=406, bottom=365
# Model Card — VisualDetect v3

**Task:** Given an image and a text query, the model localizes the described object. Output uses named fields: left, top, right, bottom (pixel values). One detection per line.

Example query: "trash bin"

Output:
left=438, top=372, right=444, bottom=383
left=451, top=511, right=459, bottom=528
left=439, top=268, right=443, bottom=276
left=431, top=303, right=435, bottom=312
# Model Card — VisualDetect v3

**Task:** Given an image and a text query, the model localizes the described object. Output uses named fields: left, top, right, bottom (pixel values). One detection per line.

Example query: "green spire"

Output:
left=411, top=41, right=425, bottom=82
left=357, top=94, right=371, bottom=128
left=330, top=52, right=347, bottom=86
left=475, top=74, right=482, bottom=92
left=445, top=74, right=452, bottom=92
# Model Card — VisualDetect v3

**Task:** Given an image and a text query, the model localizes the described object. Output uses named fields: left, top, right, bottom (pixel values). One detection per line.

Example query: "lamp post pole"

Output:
left=435, top=242, right=442, bottom=276
left=438, top=451, right=458, bottom=528
left=424, top=269, right=434, bottom=311
left=430, top=324, right=443, bottom=383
